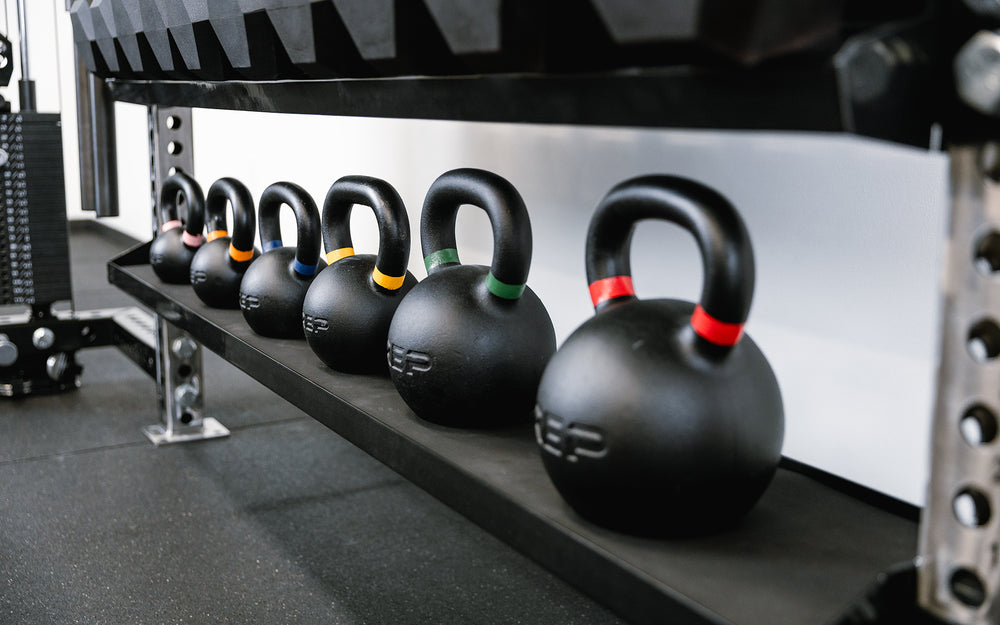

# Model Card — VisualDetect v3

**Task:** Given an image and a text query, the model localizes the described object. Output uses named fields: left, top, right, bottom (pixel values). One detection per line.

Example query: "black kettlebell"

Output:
left=387, top=168, right=556, bottom=427
left=239, top=182, right=326, bottom=338
left=149, top=172, right=206, bottom=283
left=189, top=178, right=261, bottom=308
left=302, top=176, right=418, bottom=374
left=534, top=175, right=784, bottom=537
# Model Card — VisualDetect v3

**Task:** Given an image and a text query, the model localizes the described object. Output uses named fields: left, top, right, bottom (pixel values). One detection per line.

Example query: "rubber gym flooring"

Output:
left=0, top=222, right=625, bottom=624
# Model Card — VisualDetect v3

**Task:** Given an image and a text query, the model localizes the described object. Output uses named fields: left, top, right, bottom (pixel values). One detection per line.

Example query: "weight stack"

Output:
left=0, top=114, right=71, bottom=308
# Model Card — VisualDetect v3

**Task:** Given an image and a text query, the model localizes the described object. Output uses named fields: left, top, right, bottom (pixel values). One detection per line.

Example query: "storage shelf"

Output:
left=109, top=241, right=919, bottom=625
left=107, top=67, right=846, bottom=133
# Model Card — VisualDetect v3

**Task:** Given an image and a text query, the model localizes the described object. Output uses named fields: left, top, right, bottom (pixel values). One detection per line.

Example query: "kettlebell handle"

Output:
left=586, top=175, right=755, bottom=347
left=159, top=172, right=205, bottom=248
left=258, top=182, right=322, bottom=277
left=321, top=175, right=411, bottom=292
left=205, top=178, right=257, bottom=263
left=420, top=168, right=532, bottom=300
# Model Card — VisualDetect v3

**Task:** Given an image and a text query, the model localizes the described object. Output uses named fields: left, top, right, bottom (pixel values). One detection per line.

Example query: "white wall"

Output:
left=44, top=3, right=948, bottom=505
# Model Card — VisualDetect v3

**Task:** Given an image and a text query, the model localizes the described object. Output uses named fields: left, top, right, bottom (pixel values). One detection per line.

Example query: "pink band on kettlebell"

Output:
left=181, top=231, right=204, bottom=247
left=691, top=305, right=744, bottom=346
left=161, top=220, right=182, bottom=232
left=588, top=276, right=635, bottom=307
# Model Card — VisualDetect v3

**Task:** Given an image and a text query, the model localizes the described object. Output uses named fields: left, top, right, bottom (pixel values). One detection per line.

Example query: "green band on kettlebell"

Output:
left=424, top=248, right=460, bottom=273
left=486, top=273, right=525, bottom=299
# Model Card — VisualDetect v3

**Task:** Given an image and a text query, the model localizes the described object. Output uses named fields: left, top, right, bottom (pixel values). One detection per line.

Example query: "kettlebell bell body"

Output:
left=189, top=178, right=260, bottom=308
left=150, top=172, right=206, bottom=284
left=302, top=176, right=418, bottom=374
left=239, top=182, right=325, bottom=338
left=535, top=175, right=784, bottom=536
left=387, top=168, right=556, bottom=427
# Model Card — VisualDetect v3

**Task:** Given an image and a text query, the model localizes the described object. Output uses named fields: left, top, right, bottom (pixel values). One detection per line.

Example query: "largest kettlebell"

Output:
left=302, top=176, right=418, bottom=374
left=239, top=182, right=325, bottom=338
left=149, top=172, right=205, bottom=283
left=387, top=168, right=556, bottom=427
left=189, top=178, right=260, bottom=308
left=535, top=175, right=784, bottom=537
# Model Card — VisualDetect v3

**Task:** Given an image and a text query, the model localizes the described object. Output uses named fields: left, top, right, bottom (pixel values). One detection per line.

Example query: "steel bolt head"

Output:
left=956, top=30, right=1000, bottom=116
left=171, top=336, right=198, bottom=360
left=32, top=327, right=55, bottom=350
left=174, top=383, right=199, bottom=407
left=0, top=334, right=18, bottom=367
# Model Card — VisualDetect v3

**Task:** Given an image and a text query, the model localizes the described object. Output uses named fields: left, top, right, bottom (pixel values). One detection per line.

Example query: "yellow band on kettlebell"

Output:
left=326, top=247, right=355, bottom=265
left=372, top=267, right=405, bottom=291
left=206, top=229, right=228, bottom=242
left=229, top=244, right=255, bottom=262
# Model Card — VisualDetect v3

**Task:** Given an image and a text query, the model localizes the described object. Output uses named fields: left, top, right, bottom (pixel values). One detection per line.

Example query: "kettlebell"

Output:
left=149, top=172, right=206, bottom=283
left=534, top=175, right=784, bottom=537
left=189, top=178, right=260, bottom=308
left=302, top=176, right=418, bottom=374
left=387, top=168, right=556, bottom=427
left=239, top=182, right=326, bottom=338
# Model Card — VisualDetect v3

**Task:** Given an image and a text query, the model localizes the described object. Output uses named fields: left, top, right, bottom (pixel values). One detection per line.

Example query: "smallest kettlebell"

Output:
left=150, top=172, right=206, bottom=284
left=189, top=178, right=260, bottom=308
left=302, top=176, right=418, bottom=373
left=239, top=182, right=326, bottom=338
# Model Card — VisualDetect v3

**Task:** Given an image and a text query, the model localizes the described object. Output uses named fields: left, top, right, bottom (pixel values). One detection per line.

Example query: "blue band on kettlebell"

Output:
left=486, top=273, right=525, bottom=300
left=263, top=239, right=283, bottom=252
left=292, top=259, right=317, bottom=276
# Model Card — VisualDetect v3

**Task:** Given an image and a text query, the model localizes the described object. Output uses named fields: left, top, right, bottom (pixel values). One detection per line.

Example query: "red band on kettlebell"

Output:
left=161, top=220, right=181, bottom=232
left=181, top=231, right=204, bottom=247
left=691, top=305, right=744, bottom=346
left=588, top=276, right=635, bottom=307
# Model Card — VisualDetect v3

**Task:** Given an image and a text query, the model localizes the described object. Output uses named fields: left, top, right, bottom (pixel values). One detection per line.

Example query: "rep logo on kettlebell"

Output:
left=302, top=313, right=329, bottom=335
left=535, top=175, right=784, bottom=537
left=239, top=293, right=260, bottom=311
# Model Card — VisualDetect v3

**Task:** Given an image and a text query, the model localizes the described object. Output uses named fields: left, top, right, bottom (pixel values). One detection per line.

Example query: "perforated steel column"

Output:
left=143, top=106, right=228, bottom=445
left=919, top=144, right=1000, bottom=624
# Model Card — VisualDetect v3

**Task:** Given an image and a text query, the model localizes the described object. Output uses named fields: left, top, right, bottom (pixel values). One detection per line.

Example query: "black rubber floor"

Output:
left=0, top=222, right=625, bottom=625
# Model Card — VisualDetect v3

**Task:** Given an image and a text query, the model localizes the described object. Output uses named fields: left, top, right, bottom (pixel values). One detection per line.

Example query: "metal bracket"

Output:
left=143, top=316, right=228, bottom=446
left=143, top=105, right=227, bottom=446
left=919, top=144, right=1000, bottom=624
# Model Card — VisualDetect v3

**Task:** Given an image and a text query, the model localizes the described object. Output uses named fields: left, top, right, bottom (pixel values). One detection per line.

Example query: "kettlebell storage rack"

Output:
left=109, top=241, right=918, bottom=625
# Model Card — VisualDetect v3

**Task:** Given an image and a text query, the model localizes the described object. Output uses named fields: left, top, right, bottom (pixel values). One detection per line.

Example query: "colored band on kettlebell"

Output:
left=293, top=259, right=318, bottom=277
left=372, top=266, right=406, bottom=291
left=263, top=239, right=283, bottom=252
left=229, top=244, right=255, bottom=263
left=325, top=247, right=355, bottom=265
left=182, top=231, right=204, bottom=247
left=161, top=219, right=182, bottom=232
left=424, top=248, right=460, bottom=273
left=691, top=305, right=744, bottom=346
left=486, top=273, right=525, bottom=300
left=588, top=276, right=635, bottom=307
left=206, top=229, right=228, bottom=242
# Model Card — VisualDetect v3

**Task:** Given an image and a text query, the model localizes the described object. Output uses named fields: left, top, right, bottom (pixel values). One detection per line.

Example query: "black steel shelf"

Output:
left=109, top=241, right=919, bottom=625
left=106, top=66, right=846, bottom=133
